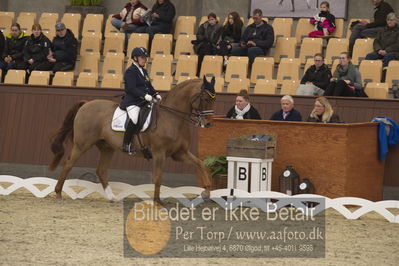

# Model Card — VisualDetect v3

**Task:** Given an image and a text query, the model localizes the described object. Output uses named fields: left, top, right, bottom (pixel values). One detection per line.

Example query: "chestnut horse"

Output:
left=48, top=77, right=216, bottom=202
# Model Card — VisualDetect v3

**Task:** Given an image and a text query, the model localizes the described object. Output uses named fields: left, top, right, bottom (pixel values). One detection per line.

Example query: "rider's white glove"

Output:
left=156, top=94, right=162, bottom=101
left=144, top=94, right=153, bottom=102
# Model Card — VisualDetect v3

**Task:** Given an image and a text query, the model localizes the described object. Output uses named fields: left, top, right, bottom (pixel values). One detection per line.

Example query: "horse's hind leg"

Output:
left=95, top=142, right=115, bottom=201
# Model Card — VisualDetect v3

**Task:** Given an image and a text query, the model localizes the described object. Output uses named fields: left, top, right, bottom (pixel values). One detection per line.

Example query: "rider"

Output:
left=120, top=47, right=161, bottom=155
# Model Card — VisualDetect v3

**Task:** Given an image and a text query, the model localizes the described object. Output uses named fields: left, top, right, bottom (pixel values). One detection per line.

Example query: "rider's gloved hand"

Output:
left=156, top=94, right=162, bottom=102
left=144, top=94, right=153, bottom=102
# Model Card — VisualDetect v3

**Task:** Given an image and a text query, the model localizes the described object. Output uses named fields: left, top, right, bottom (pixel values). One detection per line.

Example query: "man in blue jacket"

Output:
left=269, top=95, right=302, bottom=121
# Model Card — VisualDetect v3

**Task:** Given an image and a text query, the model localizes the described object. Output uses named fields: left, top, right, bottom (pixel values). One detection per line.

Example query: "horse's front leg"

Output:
left=152, top=151, right=166, bottom=204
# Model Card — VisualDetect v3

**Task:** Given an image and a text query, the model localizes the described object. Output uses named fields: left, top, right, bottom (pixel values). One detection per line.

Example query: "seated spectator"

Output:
left=307, top=96, right=341, bottom=123
left=0, top=30, right=4, bottom=64
left=226, top=89, right=261, bottom=120
left=324, top=52, right=364, bottom=97
left=216, top=11, right=243, bottom=66
left=297, top=53, right=332, bottom=96
left=24, top=24, right=54, bottom=73
left=349, top=0, right=393, bottom=53
left=365, top=13, right=399, bottom=68
left=111, top=0, right=148, bottom=34
left=193, top=13, right=222, bottom=76
left=309, top=1, right=336, bottom=37
left=0, top=23, right=29, bottom=71
left=48, top=22, right=78, bottom=72
left=231, top=8, right=274, bottom=66
left=269, top=95, right=302, bottom=121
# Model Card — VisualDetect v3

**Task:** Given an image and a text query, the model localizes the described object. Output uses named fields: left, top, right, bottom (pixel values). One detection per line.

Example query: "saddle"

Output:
left=111, top=103, right=156, bottom=132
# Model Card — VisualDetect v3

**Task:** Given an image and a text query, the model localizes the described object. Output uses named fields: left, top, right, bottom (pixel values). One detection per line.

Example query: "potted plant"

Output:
left=204, top=156, right=228, bottom=189
left=66, top=0, right=105, bottom=18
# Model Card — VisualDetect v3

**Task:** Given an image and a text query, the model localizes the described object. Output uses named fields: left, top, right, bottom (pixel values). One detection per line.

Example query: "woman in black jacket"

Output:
left=226, top=90, right=261, bottom=120
left=0, top=23, right=29, bottom=71
left=216, top=11, right=243, bottom=65
left=24, top=24, right=54, bottom=73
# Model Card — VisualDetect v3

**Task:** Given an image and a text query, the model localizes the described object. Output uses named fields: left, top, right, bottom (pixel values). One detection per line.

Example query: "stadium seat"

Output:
left=247, top=17, right=268, bottom=25
left=304, top=58, right=314, bottom=73
left=174, top=34, right=196, bottom=59
left=82, top=14, right=103, bottom=37
left=177, top=76, right=198, bottom=84
left=175, top=55, right=198, bottom=80
left=104, top=14, right=119, bottom=37
left=352, top=38, right=374, bottom=65
left=18, top=12, right=37, bottom=21
left=16, top=14, right=35, bottom=33
left=52, top=72, right=74, bottom=86
left=331, top=18, right=344, bottom=38
left=150, top=34, right=173, bottom=58
left=61, top=13, right=81, bottom=38
left=0, top=15, right=13, bottom=36
left=365, top=82, right=389, bottom=99
left=295, top=18, right=315, bottom=43
left=174, top=16, right=196, bottom=40
left=227, top=78, right=250, bottom=93
left=280, top=80, right=300, bottom=95
left=225, top=56, right=248, bottom=82
left=274, top=37, right=296, bottom=63
left=345, top=19, right=370, bottom=39
left=150, top=54, right=173, bottom=80
left=0, top=11, right=15, bottom=20
left=4, top=70, right=26, bottom=84
left=205, top=76, right=224, bottom=93
left=386, top=61, right=399, bottom=89
left=272, top=18, right=293, bottom=40
left=250, top=57, right=274, bottom=83
left=103, top=33, right=125, bottom=54
left=127, top=33, right=150, bottom=58
left=253, top=79, right=277, bottom=94
left=325, top=38, right=348, bottom=64
left=28, top=71, right=50, bottom=85
left=79, top=52, right=100, bottom=74
left=76, top=72, right=98, bottom=87
left=276, top=58, right=300, bottom=84
left=40, top=12, right=59, bottom=20
left=80, top=35, right=102, bottom=55
left=152, top=75, right=173, bottom=91
left=39, top=16, right=57, bottom=39
left=359, top=60, right=383, bottom=85
left=102, top=53, right=124, bottom=76
left=101, top=73, right=123, bottom=89
left=200, top=55, right=223, bottom=78
left=331, top=58, right=340, bottom=74
left=299, top=38, right=323, bottom=64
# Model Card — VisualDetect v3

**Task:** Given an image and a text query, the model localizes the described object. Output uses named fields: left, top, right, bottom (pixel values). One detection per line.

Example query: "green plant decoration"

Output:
left=203, top=156, right=227, bottom=177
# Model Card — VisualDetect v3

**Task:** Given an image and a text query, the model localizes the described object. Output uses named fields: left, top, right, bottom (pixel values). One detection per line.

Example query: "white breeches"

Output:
left=126, top=105, right=140, bottom=124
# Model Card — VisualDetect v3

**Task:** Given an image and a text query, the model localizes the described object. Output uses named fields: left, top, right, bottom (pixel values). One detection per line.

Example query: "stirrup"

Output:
left=122, top=143, right=136, bottom=155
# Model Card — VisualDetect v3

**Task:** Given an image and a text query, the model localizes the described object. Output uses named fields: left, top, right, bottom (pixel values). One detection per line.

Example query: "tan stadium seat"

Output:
left=276, top=58, right=300, bottom=84
left=247, top=17, right=268, bottom=26
left=76, top=72, right=98, bottom=87
left=150, top=34, right=172, bottom=58
left=80, top=35, right=102, bottom=55
left=253, top=79, right=277, bottom=94
left=104, top=15, right=119, bottom=37
left=4, top=70, right=26, bottom=84
left=174, top=16, right=196, bottom=40
left=200, top=55, right=223, bottom=78
left=40, top=12, right=59, bottom=20
left=82, top=14, right=103, bottom=37
left=331, top=18, right=344, bottom=38
left=28, top=71, right=50, bottom=85
left=295, top=18, right=315, bottom=43
left=359, top=60, right=383, bottom=85
left=225, top=56, right=248, bottom=82
left=18, top=12, right=37, bottom=21
left=127, top=33, right=149, bottom=58
left=0, top=15, right=13, bottom=36
left=39, top=16, right=57, bottom=39
left=79, top=52, right=100, bottom=74
left=175, top=55, right=198, bottom=80
left=150, top=54, right=173, bottom=80
left=299, top=38, right=323, bottom=64
left=274, top=37, right=296, bottom=63
left=346, top=19, right=370, bottom=39
left=331, top=59, right=340, bottom=74
left=304, top=58, right=313, bottom=73
left=0, top=11, right=15, bottom=20
left=250, top=57, right=274, bottom=83
left=103, top=33, right=125, bottom=54
left=61, top=13, right=81, bottom=38
left=52, top=72, right=74, bottom=86
left=177, top=76, right=198, bottom=84
left=280, top=80, right=300, bottom=95
left=365, top=83, right=389, bottom=99
left=352, top=38, right=374, bottom=65
left=205, top=76, right=224, bottom=93
left=101, top=73, right=123, bottom=89
left=102, top=53, right=124, bottom=76
left=325, top=38, right=348, bottom=65
left=227, top=78, right=250, bottom=93
left=272, top=18, right=293, bottom=40
left=152, top=76, right=173, bottom=91
left=386, top=61, right=399, bottom=89
left=16, top=14, right=35, bottom=33
left=174, top=34, right=196, bottom=59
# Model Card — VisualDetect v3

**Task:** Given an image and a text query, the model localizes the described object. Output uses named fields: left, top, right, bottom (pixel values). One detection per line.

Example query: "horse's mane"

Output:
left=162, top=78, right=202, bottom=101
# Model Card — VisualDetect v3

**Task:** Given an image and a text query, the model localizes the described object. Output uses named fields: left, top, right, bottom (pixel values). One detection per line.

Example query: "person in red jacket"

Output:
left=111, top=0, right=148, bottom=34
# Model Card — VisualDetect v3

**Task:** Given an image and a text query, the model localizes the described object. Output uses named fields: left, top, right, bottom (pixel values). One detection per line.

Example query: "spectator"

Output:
left=111, top=0, right=148, bottom=34
left=0, top=30, right=4, bottom=64
left=231, top=8, right=274, bottom=66
left=308, top=1, right=336, bottom=37
left=307, top=96, right=341, bottom=123
left=48, top=22, right=78, bottom=72
left=324, top=52, right=363, bottom=97
left=193, top=13, right=222, bottom=76
left=24, top=24, right=53, bottom=73
left=269, top=95, right=302, bottom=121
left=297, top=53, right=332, bottom=95
left=216, top=11, right=243, bottom=66
left=226, top=89, right=261, bottom=120
left=349, top=0, right=394, bottom=53
left=0, top=23, right=29, bottom=71
left=365, top=13, right=399, bottom=68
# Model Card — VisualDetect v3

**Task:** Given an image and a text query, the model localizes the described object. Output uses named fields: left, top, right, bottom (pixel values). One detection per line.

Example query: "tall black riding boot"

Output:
left=122, top=120, right=137, bottom=155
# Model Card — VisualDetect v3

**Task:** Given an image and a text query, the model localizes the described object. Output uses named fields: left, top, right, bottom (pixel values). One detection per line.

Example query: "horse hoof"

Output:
left=55, top=193, right=63, bottom=201
left=201, top=190, right=210, bottom=201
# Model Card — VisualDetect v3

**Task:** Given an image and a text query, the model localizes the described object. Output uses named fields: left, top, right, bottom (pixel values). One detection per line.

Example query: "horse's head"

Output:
left=191, top=76, right=216, bottom=128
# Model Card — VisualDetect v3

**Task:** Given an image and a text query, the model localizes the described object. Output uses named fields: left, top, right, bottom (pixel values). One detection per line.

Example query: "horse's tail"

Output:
left=48, top=101, right=87, bottom=171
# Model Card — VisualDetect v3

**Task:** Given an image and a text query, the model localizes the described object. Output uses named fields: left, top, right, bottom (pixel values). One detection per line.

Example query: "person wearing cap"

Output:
left=48, top=22, right=78, bottom=72
left=119, top=47, right=162, bottom=154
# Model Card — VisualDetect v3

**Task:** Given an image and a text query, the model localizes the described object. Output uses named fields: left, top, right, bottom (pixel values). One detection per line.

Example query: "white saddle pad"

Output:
left=111, top=106, right=152, bottom=132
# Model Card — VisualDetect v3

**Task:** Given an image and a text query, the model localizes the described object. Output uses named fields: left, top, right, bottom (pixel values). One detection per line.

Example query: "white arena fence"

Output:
left=0, top=175, right=398, bottom=223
